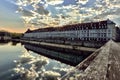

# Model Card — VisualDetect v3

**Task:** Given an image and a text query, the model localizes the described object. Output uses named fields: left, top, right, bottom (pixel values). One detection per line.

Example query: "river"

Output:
left=0, top=41, right=92, bottom=80
left=0, top=41, right=76, bottom=80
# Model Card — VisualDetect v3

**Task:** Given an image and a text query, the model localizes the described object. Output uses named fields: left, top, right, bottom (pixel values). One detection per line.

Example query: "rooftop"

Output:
left=25, top=19, right=115, bottom=33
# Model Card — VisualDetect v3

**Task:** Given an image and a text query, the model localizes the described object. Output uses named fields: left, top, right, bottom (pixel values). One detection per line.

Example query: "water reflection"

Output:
left=12, top=50, right=73, bottom=80
left=0, top=40, right=9, bottom=45
left=0, top=41, right=92, bottom=80
left=0, top=42, right=74, bottom=80
left=24, top=43, right=92, bottom=66
left=0, top=42, right=24, bottom=80
left=11, top=41, right=18, bottom=46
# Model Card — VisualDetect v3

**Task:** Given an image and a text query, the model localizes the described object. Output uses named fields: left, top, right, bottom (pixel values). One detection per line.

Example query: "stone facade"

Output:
left=23, top=19, right=118, bottom=42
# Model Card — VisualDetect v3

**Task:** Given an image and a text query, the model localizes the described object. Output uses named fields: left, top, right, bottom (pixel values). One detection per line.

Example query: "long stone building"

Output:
left=23, top=19, right=119, bottom=42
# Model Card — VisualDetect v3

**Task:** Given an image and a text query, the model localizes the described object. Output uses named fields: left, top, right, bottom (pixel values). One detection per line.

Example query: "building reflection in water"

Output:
left=24, top=43, right=92, bottom=66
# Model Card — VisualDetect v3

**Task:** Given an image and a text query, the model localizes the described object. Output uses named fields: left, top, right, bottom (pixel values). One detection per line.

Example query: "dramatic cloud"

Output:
left=14, top=0, right=120, bottom=28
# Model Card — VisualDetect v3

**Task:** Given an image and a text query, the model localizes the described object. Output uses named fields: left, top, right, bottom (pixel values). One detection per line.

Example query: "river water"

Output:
left=0, top=41, right=76, bottom=80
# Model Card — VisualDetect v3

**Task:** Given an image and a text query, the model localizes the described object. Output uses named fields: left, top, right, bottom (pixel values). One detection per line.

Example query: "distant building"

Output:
left=0, top=31, right=11, bottom=40
left=23, top=19, right=119, bottom=42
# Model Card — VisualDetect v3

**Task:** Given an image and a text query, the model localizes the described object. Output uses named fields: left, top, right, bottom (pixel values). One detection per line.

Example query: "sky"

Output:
left=0, top=0, right=120, bottom=33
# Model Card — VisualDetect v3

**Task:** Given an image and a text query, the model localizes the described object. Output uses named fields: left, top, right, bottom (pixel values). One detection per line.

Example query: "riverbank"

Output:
left=12, top=39, right=97, bottom=52
left=61, top=40, right=120, bottom=80
left=12, top=39, right=96, bottom=66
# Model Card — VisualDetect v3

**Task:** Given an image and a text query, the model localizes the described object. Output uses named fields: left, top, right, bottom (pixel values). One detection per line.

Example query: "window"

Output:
left=108, top=29, right=111, bottom=32
left=104, top=33, right=106, bottom=37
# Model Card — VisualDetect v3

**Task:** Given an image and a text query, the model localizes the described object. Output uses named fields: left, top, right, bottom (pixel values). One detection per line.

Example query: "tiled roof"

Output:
left=26, top=19, right=114, bottom=33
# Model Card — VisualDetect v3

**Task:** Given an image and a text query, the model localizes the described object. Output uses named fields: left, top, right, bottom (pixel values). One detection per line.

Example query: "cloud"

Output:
left=21, top=9, right=34, bottom=17
left=15, top=0, right=120, bottom=28
left=46, top=0, right=64, bottom=5
left=35, top=6, right=49, bottom=15
left=77, top=0, right=89, bottom=5
left=16, top=0, right=41, bottom=6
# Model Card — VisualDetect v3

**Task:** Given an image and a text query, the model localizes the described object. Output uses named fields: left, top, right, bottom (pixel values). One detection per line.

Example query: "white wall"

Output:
left=24, top=23, right=116, bottom=41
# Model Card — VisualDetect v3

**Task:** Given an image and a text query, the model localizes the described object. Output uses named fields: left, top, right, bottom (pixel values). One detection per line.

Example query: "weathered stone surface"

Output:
left=61, top=40, right=120, bottom=80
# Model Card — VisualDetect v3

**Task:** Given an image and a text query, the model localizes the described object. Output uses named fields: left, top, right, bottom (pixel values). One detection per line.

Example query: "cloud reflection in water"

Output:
left=13, top=50, right=73, bottom=80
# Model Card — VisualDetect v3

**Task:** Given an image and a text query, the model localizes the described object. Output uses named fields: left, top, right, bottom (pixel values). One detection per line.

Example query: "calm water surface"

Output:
left=0, top=42, right=73, bottom=80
